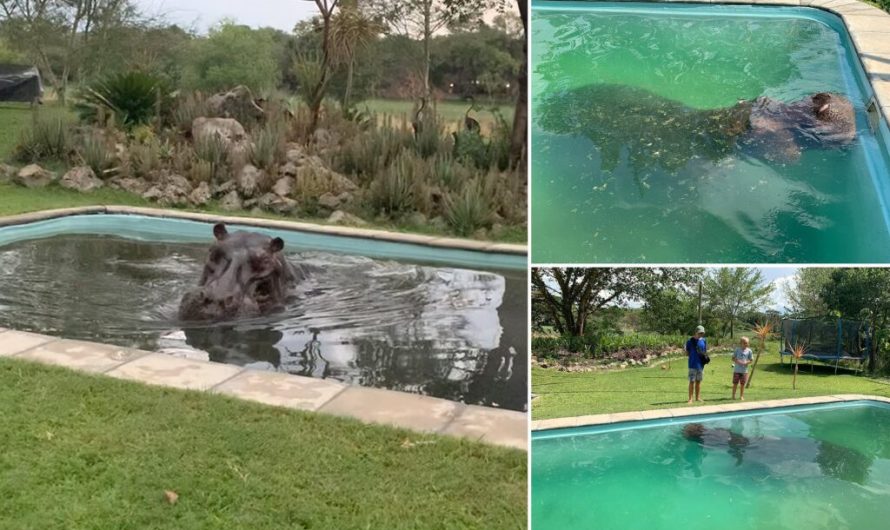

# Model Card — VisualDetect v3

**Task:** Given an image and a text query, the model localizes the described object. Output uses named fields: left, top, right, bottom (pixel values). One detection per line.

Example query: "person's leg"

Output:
left=739, top=374, right=746, bottom=400
left=695, top=379, right=703, bottom=402
left=688, top=380, right=694, bottom=404
left=732, top=380, right=738, bottom=400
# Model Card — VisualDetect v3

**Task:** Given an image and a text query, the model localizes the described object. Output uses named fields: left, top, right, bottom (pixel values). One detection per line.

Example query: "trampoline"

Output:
left=0, top=64, right=43, bottom=103
left=779, top=317, right=871, bottom=374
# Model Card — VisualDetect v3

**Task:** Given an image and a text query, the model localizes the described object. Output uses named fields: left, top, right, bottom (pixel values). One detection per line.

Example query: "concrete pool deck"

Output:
left=531, top=394, right=890, bottom=431
left=0, top=329, right=528, bottom=450
left=596, top=0, right=890, bottom=123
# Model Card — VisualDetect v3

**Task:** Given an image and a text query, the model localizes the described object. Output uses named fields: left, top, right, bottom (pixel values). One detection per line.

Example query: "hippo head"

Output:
left=179, top=223, right=296, bottom=321
left=812, top=92, right=832, bottom=118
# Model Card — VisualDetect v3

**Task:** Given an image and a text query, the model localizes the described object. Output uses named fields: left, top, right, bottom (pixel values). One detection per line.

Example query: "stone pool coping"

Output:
left=0, top=205, right=528, bottom=256
left=531, top=393, right=890, bottom=431
left=565, top=0, right=890, bottom=123
left=0, top=329, right=527, bottom=450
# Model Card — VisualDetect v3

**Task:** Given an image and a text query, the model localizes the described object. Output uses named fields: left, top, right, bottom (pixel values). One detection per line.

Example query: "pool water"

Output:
left=531, top=2, right=890, bottom=263
left=532, top=402, right=890, bottom=529
left=0, top=234, right=527, bottom=411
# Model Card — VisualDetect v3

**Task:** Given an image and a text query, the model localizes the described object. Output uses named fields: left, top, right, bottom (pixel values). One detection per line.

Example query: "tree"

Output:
left=703, top=268, right=773, bottom=338
left=181, top=21, right=282, bottom=93
left=820, top=268, right=890, bottom=372
left=531, top=267, right=697, bottom=337
left=304, top=0, right=339, bottom=131
left=508, top=0, right=526, bottom=168
left=329, top=0, right=382, bottom=108
left=640, top=286, right=708, bottom=335
left=383, top=0, right=483, bottom=98
left=787, top=268, right=837, bottom=317
left=0, top=0, right=140, bottom=103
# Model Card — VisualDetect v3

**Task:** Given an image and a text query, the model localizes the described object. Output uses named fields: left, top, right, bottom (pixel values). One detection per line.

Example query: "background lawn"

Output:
left=364, top=98, right=514, bottom=133
left=0, top=103, right=74, bottom=159
left=532, top=344, right=890, bottom=420
left=0, top=358, right=526, bottom=530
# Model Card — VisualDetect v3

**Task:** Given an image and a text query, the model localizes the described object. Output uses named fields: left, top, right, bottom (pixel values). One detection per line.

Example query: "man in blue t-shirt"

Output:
left=686, top=325, right=707, bottom=404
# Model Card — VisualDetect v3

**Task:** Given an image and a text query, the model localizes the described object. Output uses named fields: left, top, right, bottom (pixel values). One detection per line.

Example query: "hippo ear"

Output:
left=213, top=223, right=228, bottom=241
left=269, top=237, right=284, bottom=253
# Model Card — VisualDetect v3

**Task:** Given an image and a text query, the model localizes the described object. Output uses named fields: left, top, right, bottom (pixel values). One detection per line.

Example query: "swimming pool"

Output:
left=532, top=401, right=890, bottom=529
left=0, top=213, right=527, bottom=411
left=531, top=1, right=890, bottom=263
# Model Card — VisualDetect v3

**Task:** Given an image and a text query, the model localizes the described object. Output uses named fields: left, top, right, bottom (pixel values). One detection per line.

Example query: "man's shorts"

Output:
left=732, top=372, right=748, bottom=385
left=688, top=368, right=703, bottom=382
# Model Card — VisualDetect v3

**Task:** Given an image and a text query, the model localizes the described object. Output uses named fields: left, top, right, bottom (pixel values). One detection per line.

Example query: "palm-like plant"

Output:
left=790, top=341, right=807, bottom=390
left=329, top=1, right=383, bottom=109
left=77, top=71, right=172, bottom=129
left=745, top=321, right=773, bottom=388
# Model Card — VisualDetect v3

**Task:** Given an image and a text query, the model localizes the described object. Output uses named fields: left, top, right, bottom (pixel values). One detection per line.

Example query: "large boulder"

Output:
left=206, top=86, right=265, bottom=122
left=142, top=172, right=192, bottom=206
left=192, top=117, right=250, bottom=159
left=272, top=176, right=294, bottom=197
left=14, top=164, right=55, bottom=188
left=60, top=166, right=103, bottom=193
left=327, top=210, right=368, bottom=227
left=296, top=156, right=358, bottom=195
left=257, top=192, right=298, bottom=214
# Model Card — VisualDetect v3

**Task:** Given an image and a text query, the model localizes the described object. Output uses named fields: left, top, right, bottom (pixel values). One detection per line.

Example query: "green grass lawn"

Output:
left=0, top=102, right=73, bottom=159
left=0, top=358, right=526, bottom=529
left=364, top=98, right=514, bottom=133
left=532, top=344, right=890, bottom=420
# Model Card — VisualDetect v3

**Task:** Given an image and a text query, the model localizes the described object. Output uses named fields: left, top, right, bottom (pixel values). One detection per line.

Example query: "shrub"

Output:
left=190, top=160, right=214, bottom=184
left=370, top=150, right=416, bottom=216
left=173, top=92, right=210, bottom=133
left=445, top=178, right=494, bottom=236
left=194, top=132, right=227, bottom=182
left=76, top=71, right=172, bottom=129
left=453, top=129, right=490, bottom=169
left=77, top=133, right=113, bottom=178
left=250, top=124, right=284, bottom=171
left=13, top=117, right=70, bottom=163
left=336, top=125, right=412, bottom=181
left=130, top=139, right=162, bottom=178
left=413, top=111, right=442, bottom=159
left=292, top=52, right=324, bottom=108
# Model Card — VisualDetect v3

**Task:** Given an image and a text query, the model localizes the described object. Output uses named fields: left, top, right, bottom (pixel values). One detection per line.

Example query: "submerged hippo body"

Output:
left=179, top=223, right=303, bottom=321
left=536, top=84, right=857, bottom=171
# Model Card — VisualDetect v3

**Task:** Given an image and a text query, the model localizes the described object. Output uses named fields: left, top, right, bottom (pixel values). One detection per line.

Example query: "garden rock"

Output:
left=192, top=117, right=250, bottom=157
left=280, top=161, right=299, bottom=177
left=110, top=176, right=150, bottom=195
left=407, top=212, right=428, bottom=226
left=0, top=163, right=15, bottom=183
left=189, top=181, right=212, bottom=206
left=237, top=164, right=264, bottom=198
left=142, top=173, right=192, bottom=206
left=272, top=176, right=294, bottom=197
left=206, top=85, right=265, bottom=122
left=212, top=179, right=237, bottom=198
left=258, top=192, right=298, bottom=214
left=219, top=190, right=243, bottom=211
left=285, top=143, right=306, bottom=164
left=318, top=192, right=342, bottom=210
left=15, top=164, right=55, bottom=188
left=313, top=128, right=339, bottom=152
left=327, top=210, right=368, bottom=227
left=60, top=166, right=103, bottom=193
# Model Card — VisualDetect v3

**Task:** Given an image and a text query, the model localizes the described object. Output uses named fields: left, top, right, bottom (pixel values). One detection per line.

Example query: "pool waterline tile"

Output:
left=15, top=339, right=148, bottom=373
left=212, top=370, right=347, bottom=412
left=0, top=331, right=55, bottom=357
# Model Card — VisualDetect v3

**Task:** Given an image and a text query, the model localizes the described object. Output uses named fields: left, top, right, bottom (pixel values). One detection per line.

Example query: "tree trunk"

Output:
left=310, top=11, right=334, bottom=133
left=746, top=350, right=762, bottom=388
left=422, top=1, right=431, bottom=99
left=343, top=55, right=355, bottom=109
left=793, top=361, right=798, bottom=389
left=509, top=0, right=528, bottom=169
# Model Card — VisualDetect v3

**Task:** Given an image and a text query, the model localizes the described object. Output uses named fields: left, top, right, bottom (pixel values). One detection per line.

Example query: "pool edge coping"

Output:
left=531, top=393, right=890, bottom=431
left=0, top=329, right=528, bottom=451
left=0, top=206, right=528, bottom=256
left=535, top=0, right=890, bottom=132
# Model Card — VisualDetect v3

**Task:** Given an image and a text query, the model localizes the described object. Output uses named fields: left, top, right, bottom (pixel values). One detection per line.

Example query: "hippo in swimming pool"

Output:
left=535, top=84, right=858, bottom=170
left=178, top=223, right=304, bottom=321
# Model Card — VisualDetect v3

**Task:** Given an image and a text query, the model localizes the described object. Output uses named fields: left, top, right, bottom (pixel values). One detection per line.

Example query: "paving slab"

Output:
left=319, top=386, right=463, bottom=433
left=0, top=331, right=55, bottom=357
left=213, top=370, right=347, bottom=411
left=442, top=406, right=528, bottom=450
left=571, top=413, right=615, bottom=427
left=16, top=339, right=148, bottom=373
left=107, top=353, right=243, bottom=391
left=639, top=409, right=675, bottom=420
left=843, top=15, right=890, bottom=34
left=532, top=416, right=583, bottom=431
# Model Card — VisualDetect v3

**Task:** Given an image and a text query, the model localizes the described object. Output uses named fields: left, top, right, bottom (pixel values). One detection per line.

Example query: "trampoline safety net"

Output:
left=0, top=64, right=43, bottom=103
left=781, top=318, right=870, bottom=359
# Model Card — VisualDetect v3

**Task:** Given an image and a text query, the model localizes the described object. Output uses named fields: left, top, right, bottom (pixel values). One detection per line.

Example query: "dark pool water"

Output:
left=0, top=235, right=527, bottom=411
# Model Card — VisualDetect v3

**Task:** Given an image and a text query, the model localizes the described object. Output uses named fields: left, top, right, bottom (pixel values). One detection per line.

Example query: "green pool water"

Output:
left=531, top=2, right=890, bottom=263
left=532, top=402, right=890, bottom=529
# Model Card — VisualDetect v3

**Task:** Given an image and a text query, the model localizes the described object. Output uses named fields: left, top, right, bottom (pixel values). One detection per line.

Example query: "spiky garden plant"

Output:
left=746, top=321, right=773, bottom=388
left=790, top=342, right=807, bottom=390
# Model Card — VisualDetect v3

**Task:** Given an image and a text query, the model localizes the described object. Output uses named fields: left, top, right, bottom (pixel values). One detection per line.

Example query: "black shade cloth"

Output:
left=0, top=64, right=43, bottom=103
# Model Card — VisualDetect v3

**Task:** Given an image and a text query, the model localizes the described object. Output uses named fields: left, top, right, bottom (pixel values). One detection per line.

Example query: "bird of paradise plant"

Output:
left=745, top=321, right=773, bottom=388
left=790, top=341, right=807, bottom=390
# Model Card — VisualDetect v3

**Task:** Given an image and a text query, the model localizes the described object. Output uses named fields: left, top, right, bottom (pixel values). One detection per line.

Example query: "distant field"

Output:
left=0, top=103, right=73, bottom=161
left=363, top=98, right=515, bottom=135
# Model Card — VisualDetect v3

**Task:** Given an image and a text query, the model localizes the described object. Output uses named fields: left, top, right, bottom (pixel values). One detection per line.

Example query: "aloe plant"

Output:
left=746, top=321, right=773, bottom=388
left=790, top=341, right=807, bottom=390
